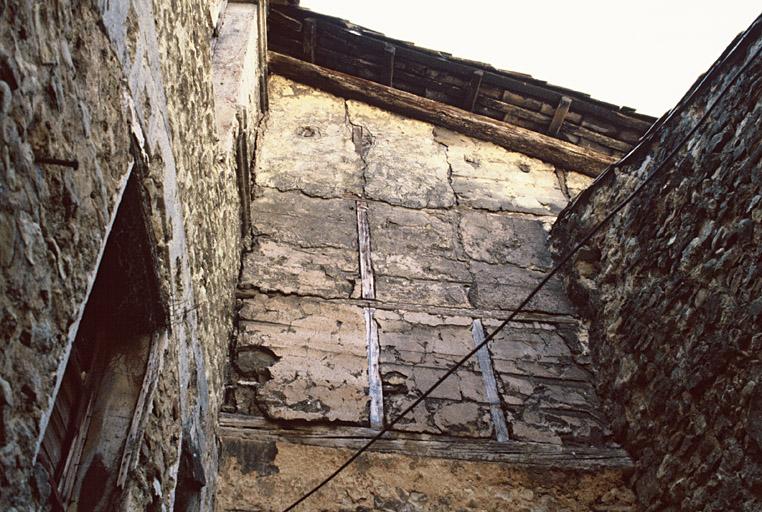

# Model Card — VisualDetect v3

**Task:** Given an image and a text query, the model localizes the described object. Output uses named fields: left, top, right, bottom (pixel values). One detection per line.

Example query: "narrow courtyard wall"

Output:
left=218, top=75, right=636, bottom=511
left=550, top=18, right=762, bottom=512
left=0, top=1, right=257, bottom=509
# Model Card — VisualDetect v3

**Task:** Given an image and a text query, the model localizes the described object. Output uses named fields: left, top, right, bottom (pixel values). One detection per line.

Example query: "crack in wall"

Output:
left=433, top=131, right=459, bottom=208
left=344, top=101, right=374, bottom=198
left=555, top=168, right=571, bottom=201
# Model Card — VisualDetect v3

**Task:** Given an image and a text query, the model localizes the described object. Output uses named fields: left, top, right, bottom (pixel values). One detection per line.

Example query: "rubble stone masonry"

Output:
left=1, top=0, right=252, bottom=509
left=551, top=19, right=761, bottom=512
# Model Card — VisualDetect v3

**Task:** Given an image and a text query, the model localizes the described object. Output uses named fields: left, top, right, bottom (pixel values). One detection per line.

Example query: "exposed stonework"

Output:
left=0, top=0, right=254, bottom=508
left=550, top=21, right=762, bottom=512
left=217, top=433, right=636, bottom=512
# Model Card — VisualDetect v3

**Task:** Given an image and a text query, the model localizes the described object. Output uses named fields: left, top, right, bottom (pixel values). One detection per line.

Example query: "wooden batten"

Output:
left=383, top=43, right=396, bottom=87
left=268, top=52, right=616, bottom=176
left=548, top=96, right=573, bottom=136
left=220, top=413, right=633, bottom=470
left=302, top=18, right=317, bottom=63
left=463, top=70, right=484, bottom=112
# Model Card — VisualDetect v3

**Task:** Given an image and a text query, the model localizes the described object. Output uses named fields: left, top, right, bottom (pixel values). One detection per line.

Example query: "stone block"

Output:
left=434, top=127, right=567, bottom=215
left=237, top=293, right=369, bottom=423
left=375, top=310, right=491, bottom=437
left=250, top=188, right=357, bottom=250
left=468, top=261, right=572, bottom=314
left=257, top=76, right=364, bottom=198
left=240, top=239, right=359, bottom=299
left=459, top=210, right=553, bottom=269
left=348, top=101, right=456, bottom=208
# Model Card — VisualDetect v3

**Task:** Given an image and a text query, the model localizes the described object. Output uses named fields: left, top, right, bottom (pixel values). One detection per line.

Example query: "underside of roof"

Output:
left=267, top=4, right=657, bottom=162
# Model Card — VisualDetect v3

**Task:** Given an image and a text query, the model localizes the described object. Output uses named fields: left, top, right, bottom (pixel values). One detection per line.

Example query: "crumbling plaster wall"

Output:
left=550, top=22, right=761, bottom=512
left=222, top=75, right=637, bottom=510
left=1, top=0, right=251, bottom=509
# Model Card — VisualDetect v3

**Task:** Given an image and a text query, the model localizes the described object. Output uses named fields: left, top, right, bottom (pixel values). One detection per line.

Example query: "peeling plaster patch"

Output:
left=434, top=127, right=567, bottom=215
left=347, top=100, right=455, bottom=209
left=256, top=76, right=363, bottom=198
left=236, top=293, right=369, bottom=423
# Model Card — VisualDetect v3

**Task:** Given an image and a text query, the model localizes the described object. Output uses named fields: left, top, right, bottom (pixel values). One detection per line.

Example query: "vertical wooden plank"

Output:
left=364, top=307, right=384, bottom=429
left=471, top=319, right=510, bottom=442
left=356, top=200, right=375, bottom=300
left=548, top=96, right=573, bottom=136
left=117, top=330, right=168, bottom=487
left=463, top=69, right=484, bottom=112
left=383, top=43, right=396, bottom=87
left=303, top=18, right=317, bottom=63
left=257, top=0, right=269, bottom=112
left=357, top=199, right=382, bottom=428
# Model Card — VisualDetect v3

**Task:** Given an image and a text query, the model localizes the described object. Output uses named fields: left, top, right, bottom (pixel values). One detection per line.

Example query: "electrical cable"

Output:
left=281, top=39, right=760, bottom=512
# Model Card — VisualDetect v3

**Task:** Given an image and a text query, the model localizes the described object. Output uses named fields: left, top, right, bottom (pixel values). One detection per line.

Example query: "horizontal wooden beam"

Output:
left=269, top=52, right=615, bottom=176
left=219, top=413, right=633, bottom=470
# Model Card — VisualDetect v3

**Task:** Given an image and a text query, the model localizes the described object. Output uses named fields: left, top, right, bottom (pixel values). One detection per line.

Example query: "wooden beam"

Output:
left=268, top=52, right=616, bottom=176
left=302, top=18, right=317, bottom=63
left=219, top=413, right=633, bottom=470
left=463, top=69, right=484, bottom=112
left=356, top=201, right=375, bottom=300
left=548, top=96, right=572, bottom=136
left=364, top=308, right=384, bottom=429
left=471, top=320, right=509, bottom=442
left=257, top=0, right=269, bottom=112
left=117, top=331, right=168, bottom=487
left=383, top=43, right=396, bottom=87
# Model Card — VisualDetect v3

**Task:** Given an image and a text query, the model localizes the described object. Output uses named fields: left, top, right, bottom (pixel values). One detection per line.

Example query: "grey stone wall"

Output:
left=550, top=20, right=762, bottom=512
left=1, top=0, right=252, bottom=509
left=0, top=2, right=133, bottom=507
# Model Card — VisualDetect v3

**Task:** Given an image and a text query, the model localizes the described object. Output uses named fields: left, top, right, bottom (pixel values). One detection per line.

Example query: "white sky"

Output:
left=299, top=1, right=760, bottom=117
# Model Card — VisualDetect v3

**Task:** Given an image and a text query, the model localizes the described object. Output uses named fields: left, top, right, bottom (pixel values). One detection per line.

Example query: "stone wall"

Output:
left=550, top=19, right=761, bottom=512
left=221, top=75, right=636, bottom=510
left=0, top=0, right=252, bottom=509
left=0, top=2, right=133, bottom=507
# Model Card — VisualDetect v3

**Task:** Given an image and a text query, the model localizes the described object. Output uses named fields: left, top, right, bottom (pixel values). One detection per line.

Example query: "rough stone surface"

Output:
left=216, top=437, right=636, bottom=511
left=0, top=2, right=132, bottom=508
left=434, top=127, right=569, bottom=215
left=551, top=30, right=762, bottom=512
left=1, top=1, right=251, bottom=509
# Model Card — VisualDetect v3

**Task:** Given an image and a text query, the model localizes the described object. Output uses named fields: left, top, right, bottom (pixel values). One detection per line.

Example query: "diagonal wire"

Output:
left=281, top=40, right=760, bottom=512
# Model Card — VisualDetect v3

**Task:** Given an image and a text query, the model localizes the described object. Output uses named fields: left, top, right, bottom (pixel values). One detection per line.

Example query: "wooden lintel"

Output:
left=548, top=96, right=572, bottom=136
left=302, top=18, right=317, bottom=63
left=463, top=69, right=484, bottom=112
left=219, top=413, right=633, bottom=470
left=383, top=43, right=396, bottom=87
left=268, top=52, right=615, bottom=176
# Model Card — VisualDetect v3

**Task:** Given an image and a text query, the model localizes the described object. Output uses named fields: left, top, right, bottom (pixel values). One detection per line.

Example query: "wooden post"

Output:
left=303, top=18, right=317, bottom=63
left=471, top=320, right=510, bottom=442
left=548, top=96, right=572, bottom=136
left=383, top=43, right=396, bottom=87
left=356, top=201, right=375, bottom=300
left=257, top=0, right=269, bottom=112
left=463, top=69, right=484, bottom=112
left=364, top=308, right=384, bottom=429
